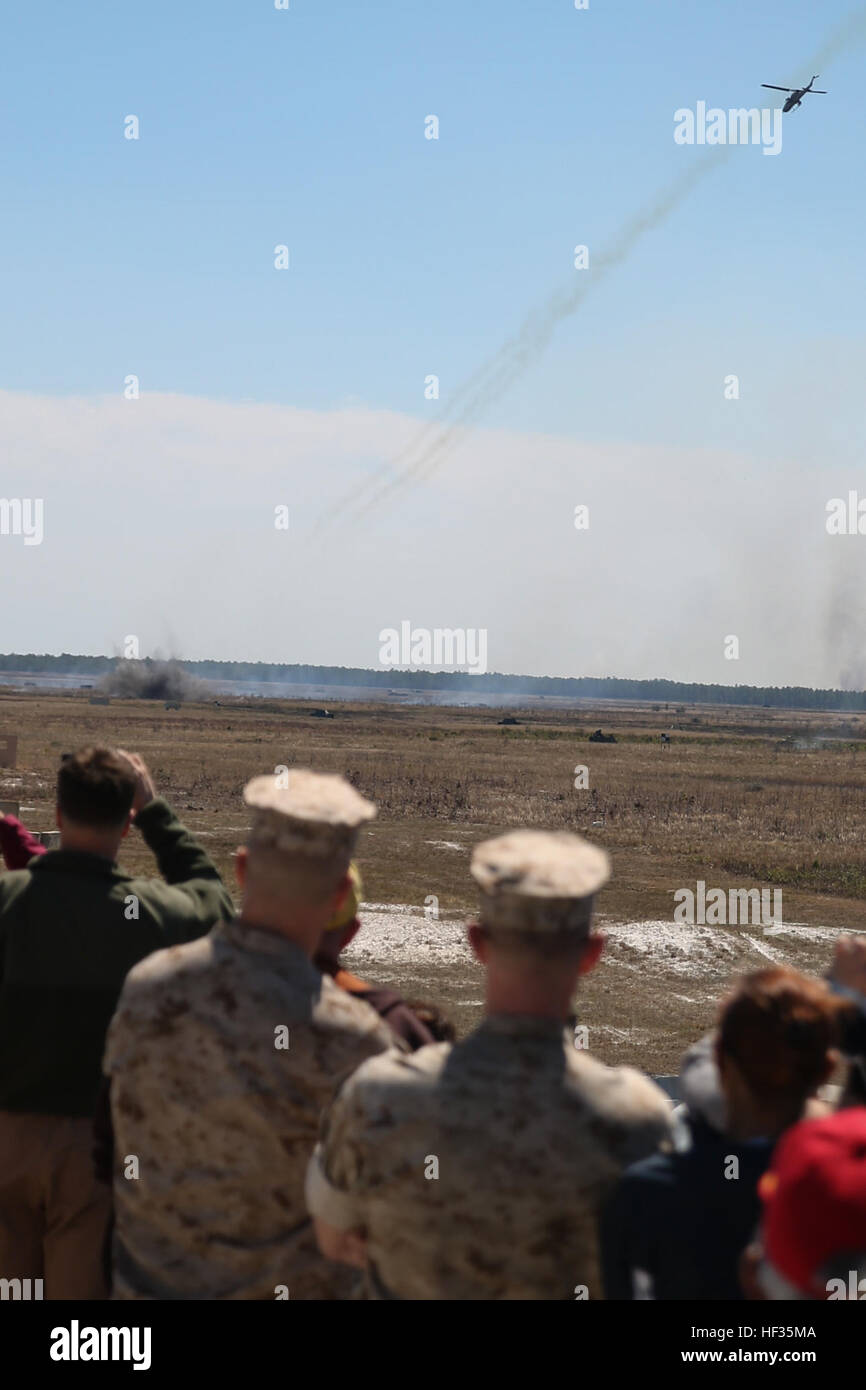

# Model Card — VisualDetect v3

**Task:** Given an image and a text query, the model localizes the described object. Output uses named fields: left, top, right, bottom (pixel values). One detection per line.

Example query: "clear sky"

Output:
left=2, top=0, right=865, bottom=687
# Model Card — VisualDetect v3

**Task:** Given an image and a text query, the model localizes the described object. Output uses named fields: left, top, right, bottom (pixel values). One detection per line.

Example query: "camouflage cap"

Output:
left=470, top=829, right=610, bottom=933
left=243, top=771, right=376, bottom=859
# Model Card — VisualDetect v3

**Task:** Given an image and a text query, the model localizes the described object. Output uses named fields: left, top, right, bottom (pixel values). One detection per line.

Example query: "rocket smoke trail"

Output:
left=347, top=151, right=731, bottom=524
left=316, top=7, right=866, bottom=533
left=328, top=150, right=732, bottom=529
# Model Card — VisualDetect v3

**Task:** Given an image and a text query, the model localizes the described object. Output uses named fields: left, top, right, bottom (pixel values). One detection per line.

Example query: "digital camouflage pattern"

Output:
left=308, top=1014, right=674, bottom=1299
left=105, top=919, right=394, bottom=1300
left=243, top=770, right=375, bottom=858
left=470, top=829, right=611, bottom=934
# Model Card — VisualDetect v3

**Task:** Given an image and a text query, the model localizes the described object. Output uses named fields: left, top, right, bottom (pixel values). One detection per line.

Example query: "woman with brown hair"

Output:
left=600, top=966, right=844, bottom=1300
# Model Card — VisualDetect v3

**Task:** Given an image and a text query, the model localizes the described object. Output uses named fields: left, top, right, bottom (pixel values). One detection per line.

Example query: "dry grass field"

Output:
left=2, top=688, right=865, bottom=1075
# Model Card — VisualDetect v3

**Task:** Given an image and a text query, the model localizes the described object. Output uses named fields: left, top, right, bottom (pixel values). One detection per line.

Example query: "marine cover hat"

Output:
left=470, top=828, right=610, bottom=933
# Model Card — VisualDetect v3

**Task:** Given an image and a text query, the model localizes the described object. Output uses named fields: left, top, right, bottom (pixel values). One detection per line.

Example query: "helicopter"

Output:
left=761, top=74, right=827, bottom=113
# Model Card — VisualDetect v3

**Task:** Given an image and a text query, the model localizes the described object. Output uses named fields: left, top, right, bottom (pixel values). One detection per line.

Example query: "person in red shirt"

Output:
left=0, top=811, right=46, bottom=870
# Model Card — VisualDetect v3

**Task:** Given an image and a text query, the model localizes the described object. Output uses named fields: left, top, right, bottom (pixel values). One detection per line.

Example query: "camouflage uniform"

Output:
left=105, top=769, right=394, bottom=1301
left=307, top=1018, right=672, bottom=1299
left=106, top=921, right=393, bottom=1300
left=306, top=828, right=673, bottom=1299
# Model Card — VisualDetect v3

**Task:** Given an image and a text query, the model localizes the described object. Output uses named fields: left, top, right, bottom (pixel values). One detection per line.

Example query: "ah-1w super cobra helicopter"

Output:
left=761, top=74, right=827, bottom=113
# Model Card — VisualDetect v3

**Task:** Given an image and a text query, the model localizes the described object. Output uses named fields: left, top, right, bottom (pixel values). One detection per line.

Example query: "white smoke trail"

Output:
left=315, top=6, right=866, bottom=532
left=348, top=151, right=731, bottom=523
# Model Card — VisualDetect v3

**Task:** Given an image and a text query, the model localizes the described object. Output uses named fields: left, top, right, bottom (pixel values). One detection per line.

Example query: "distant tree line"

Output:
left=2, top=652, right=866, bottom=711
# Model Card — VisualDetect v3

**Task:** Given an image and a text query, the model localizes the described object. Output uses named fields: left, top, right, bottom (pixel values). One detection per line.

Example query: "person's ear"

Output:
left=120, top=813, right=133, bottom=840
left=577, top=933, right=604, bottom=976
left=234, top=846, right=248, bottom=890
left=468, top=922, right=488, bottom=964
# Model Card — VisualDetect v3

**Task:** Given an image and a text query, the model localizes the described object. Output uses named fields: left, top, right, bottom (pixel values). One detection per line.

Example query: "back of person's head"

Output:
left=469, top=828, right=608, bottom=967
left=244, top=843, right=349, bottom=912
left=480, top=920, right=594, bottom=967
left=718, top=967, right=841, bottom=1111
left=57, top=747, right=136, bottom=829
left=239, top=771, right=376, bottom=942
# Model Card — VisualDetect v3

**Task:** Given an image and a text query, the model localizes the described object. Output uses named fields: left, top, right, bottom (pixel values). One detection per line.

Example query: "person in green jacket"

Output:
left=0, top=745, right=233, bottom=1300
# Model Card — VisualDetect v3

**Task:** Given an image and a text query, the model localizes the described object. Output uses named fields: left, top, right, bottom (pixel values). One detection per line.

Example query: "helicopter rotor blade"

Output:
left=762, top=84, right=794, bottom=91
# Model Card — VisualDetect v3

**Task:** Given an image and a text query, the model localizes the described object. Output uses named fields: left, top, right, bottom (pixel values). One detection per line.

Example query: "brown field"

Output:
left=2, top=688, right=865, bottom=1075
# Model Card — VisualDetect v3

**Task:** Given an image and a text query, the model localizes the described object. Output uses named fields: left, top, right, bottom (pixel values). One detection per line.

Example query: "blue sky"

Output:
left=1, top=1, right=865, bottom=683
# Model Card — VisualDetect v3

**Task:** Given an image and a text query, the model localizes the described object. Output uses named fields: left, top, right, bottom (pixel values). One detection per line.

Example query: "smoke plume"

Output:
left=100, top=659, right=208, bottom=701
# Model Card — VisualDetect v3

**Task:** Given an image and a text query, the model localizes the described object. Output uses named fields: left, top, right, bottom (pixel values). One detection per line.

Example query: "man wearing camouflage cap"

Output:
left=104, top=770, right=395, bottom=1300
left=306, top=828, right=673, bottom=1299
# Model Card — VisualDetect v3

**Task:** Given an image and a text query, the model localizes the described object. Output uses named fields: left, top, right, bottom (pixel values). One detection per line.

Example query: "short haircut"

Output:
left=243, top=842, right=350, bottom=909
left=481, top=923, right=591, bottom=963
left=718, top=967, right=842, bottom=1104
left=57, top=747, right=136, bottom=829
